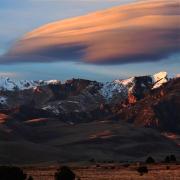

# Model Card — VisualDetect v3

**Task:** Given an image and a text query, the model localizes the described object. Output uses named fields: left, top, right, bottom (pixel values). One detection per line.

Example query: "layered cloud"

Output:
left=3, top=0, right=180, bottom=64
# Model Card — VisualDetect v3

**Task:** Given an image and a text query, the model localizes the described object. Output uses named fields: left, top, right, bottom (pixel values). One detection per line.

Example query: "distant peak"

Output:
left=153, top=71, right=168, bottom=80
left=152, top=71, right=168, bottom=89
left=0, top=77, right=61, bottom=91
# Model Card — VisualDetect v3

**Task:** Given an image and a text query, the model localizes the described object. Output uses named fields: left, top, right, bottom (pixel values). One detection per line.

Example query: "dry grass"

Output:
left=23, top=163, right=180, bottom=180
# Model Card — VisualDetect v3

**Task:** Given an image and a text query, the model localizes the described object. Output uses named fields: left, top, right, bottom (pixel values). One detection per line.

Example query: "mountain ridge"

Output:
left=0, top=71, right=168, bottom=110
left=0, top=71, right=168, bottom=91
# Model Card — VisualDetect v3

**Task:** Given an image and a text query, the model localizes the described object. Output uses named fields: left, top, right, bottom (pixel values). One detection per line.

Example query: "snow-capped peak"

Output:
left=45, top=80, right=61, bottom=85
left=152, top=71, right=168, bottom=89
left=0, top=77, right=37, bottom=91
left=100, top=81, right=128, bottom=101
left=119, top=77, right=135, bottom=92
left=100, top=71, right=170, bottom=101
left=100, top=76, right=137, bottom=101
left=0, top=77, right=61, bottom=91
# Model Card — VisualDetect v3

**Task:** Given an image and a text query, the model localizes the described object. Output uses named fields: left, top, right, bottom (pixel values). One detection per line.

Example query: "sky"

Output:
left=0, top=0, right=179, bottom=81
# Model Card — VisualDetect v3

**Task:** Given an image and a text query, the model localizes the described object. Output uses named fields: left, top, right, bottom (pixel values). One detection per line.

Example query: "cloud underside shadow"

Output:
left=2, top=0, right=180, bottom=65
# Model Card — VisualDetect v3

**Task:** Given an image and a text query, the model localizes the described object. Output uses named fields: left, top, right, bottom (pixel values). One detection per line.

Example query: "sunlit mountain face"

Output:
left=0, top=0, right=179, bottom=81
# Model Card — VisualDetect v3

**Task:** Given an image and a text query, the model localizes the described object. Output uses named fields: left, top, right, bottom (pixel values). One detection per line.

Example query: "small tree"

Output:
left=89, top=158, right=95, bottom=163
left=170, top=154, right=176, bottom=162
left=146, top=156, right=155, bottom=164
left=164, top=156, right=170, bottom=163
left=0, top=166, right=27, bottom=180
left=27, top=176, right=34, bottom=180
left=137, top=166, right=148, bottom=176
left=164, top=154, right=177, bottom=163
left=55, top=166, right=76, bottom=180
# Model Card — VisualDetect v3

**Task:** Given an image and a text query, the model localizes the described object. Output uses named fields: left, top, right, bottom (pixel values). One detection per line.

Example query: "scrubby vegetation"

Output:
left=0, top=155, right=179, bottom=180
left=137, top=166, right=148, bottom=176
left=27, top=176, right=33, bottom=180
left=146, top=156, right=155, bottom=164
left=0, top=166, right=27, bottom=180
left=164, top=154, right=177, bottom=163
left=55, top=166, right=76, bottom=180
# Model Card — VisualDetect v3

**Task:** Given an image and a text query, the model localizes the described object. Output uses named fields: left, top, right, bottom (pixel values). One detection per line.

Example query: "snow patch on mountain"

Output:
left=152, top=72, right=168, bottom=89
left=100, top=81, right=128, bottom=101
left=0, top=77, right=40, bottom=91
left=0, top=77, right=61, bottom=91
left=46, top=80, right=61, bottom=85
left=42, top=105, right=60, bottom=115
left=120, top=77, right=135, bottom=92
left=0, top=96, right=7, bottom=105
left=100, top=76, right=137, bottom=101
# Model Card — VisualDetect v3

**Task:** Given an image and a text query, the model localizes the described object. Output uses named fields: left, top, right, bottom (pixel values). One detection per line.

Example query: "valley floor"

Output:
left=23, top=163, right=180, bottom=180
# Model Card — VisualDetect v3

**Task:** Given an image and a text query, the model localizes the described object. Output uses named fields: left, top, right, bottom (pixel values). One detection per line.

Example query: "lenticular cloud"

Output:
left=3, top=0, right=180, bottom=64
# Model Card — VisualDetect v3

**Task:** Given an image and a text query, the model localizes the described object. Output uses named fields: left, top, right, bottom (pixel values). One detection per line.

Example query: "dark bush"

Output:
left=27, top=176, right=33, bottom=180
left=146, top=156, right=155, bottom=164
left=96, top=164, right=100, bottom=168
left=108, top=160, right=114, bottom=163
left=110, top=166, right=115, bottom=169
left=123, top=163, right=130, bottom=168
left=170, top=154, right=176, bottom=162
left=164, top=154, right=177, bottom=163
left=55, top=166, right=76, bottom=180
left=89, top=158, right=95, bottom=163
left=0, top=166, right=27, bottom=180
left=137, top=166, right=148, bottom=176
left=164, top=156, right=170, bottom=163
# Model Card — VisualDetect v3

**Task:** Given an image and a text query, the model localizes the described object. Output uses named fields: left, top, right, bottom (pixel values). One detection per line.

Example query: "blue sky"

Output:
left=0, top=0, right=179, bottom=81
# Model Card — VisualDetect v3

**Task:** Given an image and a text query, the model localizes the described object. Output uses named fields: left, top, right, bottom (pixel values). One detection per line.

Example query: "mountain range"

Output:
left=0, top=71, right=179, bottom=164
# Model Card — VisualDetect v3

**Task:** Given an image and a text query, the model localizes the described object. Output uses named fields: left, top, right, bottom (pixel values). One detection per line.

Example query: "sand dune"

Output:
left=0, top=120, right=179, bottom=164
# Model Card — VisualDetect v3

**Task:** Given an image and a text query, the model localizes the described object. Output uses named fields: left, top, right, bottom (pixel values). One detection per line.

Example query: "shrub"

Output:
left=108, top=160, right=114, bottom=163
left=164, top=155, right=177, bottom=163
left=96, top=164, right=100, bottom=168
left=0, top=166, right=27, bottom=180
left=170, top=154, right=176, bottom=162
left=89, top=158, right=95, bottom=163
left=123, top=163, right=130, bottom=168
left=110, top=166, right=115, bottom=169
left=27, top=176, right=33, bottom=180
left=55, top=166, right=76, bottom=180
left=164, top=156, right=170, bottom=163
left=137, top=166, right=148, bottom=176
left=146, top=156, right=155, bottom=164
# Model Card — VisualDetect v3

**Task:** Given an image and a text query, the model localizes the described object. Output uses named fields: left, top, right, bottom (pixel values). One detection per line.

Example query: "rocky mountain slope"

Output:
left=113, top=77, right=180, bottom=132
left=0, top=72, right=168, bottom=122
left=0, top=71, right=174, bottom=125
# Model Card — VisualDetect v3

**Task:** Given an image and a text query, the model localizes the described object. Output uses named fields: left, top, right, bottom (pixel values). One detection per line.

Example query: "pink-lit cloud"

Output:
left=2, top=0, right=180, bottom=64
